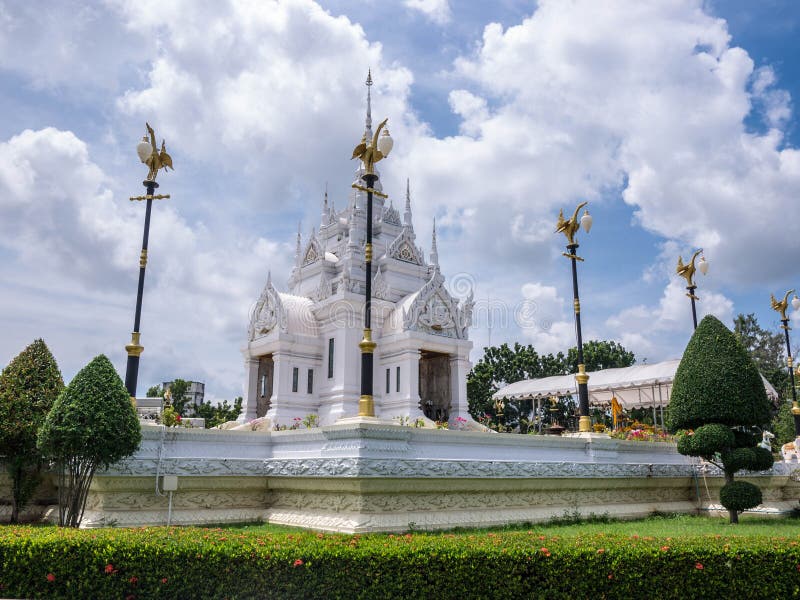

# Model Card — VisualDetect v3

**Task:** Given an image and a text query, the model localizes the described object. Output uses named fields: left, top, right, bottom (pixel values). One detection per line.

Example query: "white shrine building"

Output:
left=241, top=77, right=475, bottom=427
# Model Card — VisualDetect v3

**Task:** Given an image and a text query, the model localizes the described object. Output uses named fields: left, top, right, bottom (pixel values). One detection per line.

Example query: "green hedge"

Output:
left=1, top=526, right=800, bottom=599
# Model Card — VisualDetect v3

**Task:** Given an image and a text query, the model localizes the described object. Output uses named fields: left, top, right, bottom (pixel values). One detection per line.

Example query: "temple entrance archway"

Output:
left=419, top=350, right=451, bottom=422
left=256, top=355, right=274, bottom=418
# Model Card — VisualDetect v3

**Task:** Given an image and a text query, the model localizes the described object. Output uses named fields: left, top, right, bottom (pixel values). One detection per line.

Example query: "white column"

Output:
left=449, top=353, right=472, bottom=423
left=265, top=352, right=287, bottom=425
left=240, top=357, right=260, bottom=422
left=406, top=349, right=424, bottom=418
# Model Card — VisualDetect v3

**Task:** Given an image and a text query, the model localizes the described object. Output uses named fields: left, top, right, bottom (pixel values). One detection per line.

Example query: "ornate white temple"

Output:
left=241, top=76, right=474, bottom=427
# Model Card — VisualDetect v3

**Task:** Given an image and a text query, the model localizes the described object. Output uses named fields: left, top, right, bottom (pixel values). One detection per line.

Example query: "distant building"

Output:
left=162, top=380, right=205, bottom=410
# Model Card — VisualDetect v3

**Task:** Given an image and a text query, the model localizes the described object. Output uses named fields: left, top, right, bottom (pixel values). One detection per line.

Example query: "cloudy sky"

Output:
left=1, top=0, right=799, bottom=400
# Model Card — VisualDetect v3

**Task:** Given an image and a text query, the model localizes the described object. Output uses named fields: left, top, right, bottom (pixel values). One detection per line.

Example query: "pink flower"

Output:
left=695, top=562, right=704, bottom=570
left=105, top=564, right=114, bottom=574
left=161, top=578, right=168, bottom=584
left=661, top=546, right=670, bottom=551
left=293, top=559, right=304, bottom=567
left=46, top=573, right=56, bottom=582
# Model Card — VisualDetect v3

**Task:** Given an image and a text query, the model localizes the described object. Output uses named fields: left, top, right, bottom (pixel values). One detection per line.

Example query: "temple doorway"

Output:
left=256, top=355, right=274, bottom=418
left=419, top=350, right=451, bottom=422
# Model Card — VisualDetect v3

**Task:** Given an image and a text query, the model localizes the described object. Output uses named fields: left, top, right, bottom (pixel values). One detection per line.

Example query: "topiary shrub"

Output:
left=0, top=339, right=64, bottom=523
left=719, top=480, right=762, bottom=512
left=668, top=315, right=774, bottom=523
left=37, top=355, right=141, bottom=527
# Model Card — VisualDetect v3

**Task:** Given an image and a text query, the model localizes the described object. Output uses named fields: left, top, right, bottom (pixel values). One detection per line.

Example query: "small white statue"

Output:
left=759, top=430, right=775, bottom=451
left=781, top=436, right=800, bottom=462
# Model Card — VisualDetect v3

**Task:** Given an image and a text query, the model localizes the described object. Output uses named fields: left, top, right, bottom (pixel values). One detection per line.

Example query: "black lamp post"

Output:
left=676, top=250, right=709, bottom=329
left=350, top=106, right=393, bottom=417
left=771, top=290, right=800, bottom=436
left=124, top=123, right=172, bottom=400
left=555, top=201, right=593, bottom=433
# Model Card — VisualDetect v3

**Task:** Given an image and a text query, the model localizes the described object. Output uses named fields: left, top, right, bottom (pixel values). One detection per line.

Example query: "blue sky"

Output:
left=0, top=0, right=799, bottom=400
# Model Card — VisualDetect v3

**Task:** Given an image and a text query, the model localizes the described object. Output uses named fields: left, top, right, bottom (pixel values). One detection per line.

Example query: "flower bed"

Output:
left=610, top=421, right=675, bottom=442
left=1, top=524, right=799, bottom=599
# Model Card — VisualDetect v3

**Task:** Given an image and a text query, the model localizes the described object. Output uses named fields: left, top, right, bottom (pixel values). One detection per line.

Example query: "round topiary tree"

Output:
left=0, top=339, right=64, bottom=523
left=37, top=355, right=141, bottom=527
left=668, top=315, right=773, bottom=523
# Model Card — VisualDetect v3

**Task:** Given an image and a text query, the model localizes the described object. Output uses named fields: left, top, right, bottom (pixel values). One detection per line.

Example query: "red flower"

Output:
left=105, top=564, right=114, bottom=574
left=176, top=415, right=182, bottom=421
left=608, top=574, right=613, bottom=580
left=596, top=548, right=605, bottom=554
left=293, top=559, right=304, bottom=567
left=695, top=562, right=704, bottom=570
left=129, top=576, right=138, bottom=585
left=161, top=578, right=168, bottom=584
left=661, top=546, right=670, bottom=552
left=46, top=573, right=56, bottom=582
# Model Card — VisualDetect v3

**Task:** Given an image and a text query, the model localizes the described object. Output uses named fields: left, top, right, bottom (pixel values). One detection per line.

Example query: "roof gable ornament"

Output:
left=373, top=268, right=391, bottom=300
left=313, top=271, right=333, bottom=302
left=382, top=200, right=401, bottom=226
left=402, top=271, right=473, bottom=339
left=386, top=228, right=425, bottom=265
left=248, top=272, right=288, bottom=341
left=302, top=229, right=324, bottom=266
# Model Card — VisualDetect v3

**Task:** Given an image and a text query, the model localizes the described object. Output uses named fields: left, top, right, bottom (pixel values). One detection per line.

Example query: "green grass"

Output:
left=227, top=512, right=800, bottom=538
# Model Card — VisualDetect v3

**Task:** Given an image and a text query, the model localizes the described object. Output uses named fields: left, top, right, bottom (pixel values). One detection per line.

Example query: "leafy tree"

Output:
left=567, top=340, right=635, bottom=372
left=146, top=384, right=163, bottom=398
left=734, top=313, right=788, bottom=399
left=668, top=315, right=773, bottom=524
left=0, top=340, right=64, bottom=523
left=467, top=340, right=635, bottom=431
left=771, top=401, right=796, bottom=447
left=37, top=355, right=141, bottom=527
left=194, top=397, right=243, bottom=428
left=165, top=379, right=192, bottom=416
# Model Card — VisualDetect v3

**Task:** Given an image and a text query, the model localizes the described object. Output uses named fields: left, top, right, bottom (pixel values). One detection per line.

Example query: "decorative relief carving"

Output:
left=269, top=486, right=690, bottom=513
left=85, top=490, right=270, bottom=511
left=103, top=456, right=785, bottom=481
left=383, top=203, right=401, bottom=226
left=261, top=458, right=696, bottom=479
left=387, top=228, right=424, bottom=265
left=248, top=276, right=288, bottom=341
left=403, top=271, right=472, bottom=339
left=373, top=269, right=390, bottom=300
left=302, top=234, right=323, bottom=266
left=108, top=459, right=267, bottom=477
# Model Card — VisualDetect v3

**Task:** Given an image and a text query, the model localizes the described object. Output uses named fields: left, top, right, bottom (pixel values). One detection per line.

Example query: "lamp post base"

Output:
left=578, top=415, right=592, bottom=433
left=358, top=394, right=375, bottom=417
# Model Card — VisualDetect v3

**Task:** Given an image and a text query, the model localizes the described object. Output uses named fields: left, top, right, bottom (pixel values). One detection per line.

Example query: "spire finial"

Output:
left=321, top=183, right=329, bottom=225
left=431, top=217, right=439, bottom=267
left=364, top=69, right=373, bottom=141
left=404, top=178, right=412, bottom=226
left=267, top=270, right=272, bottom=287
left=294, top=221, right=302, bottom=265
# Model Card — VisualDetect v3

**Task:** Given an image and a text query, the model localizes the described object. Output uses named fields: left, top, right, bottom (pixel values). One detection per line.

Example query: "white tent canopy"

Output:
left=492, top=358, right=779, bottom=410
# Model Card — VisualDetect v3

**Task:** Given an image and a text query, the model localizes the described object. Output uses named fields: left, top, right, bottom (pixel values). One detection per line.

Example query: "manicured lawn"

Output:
left=2, top=514, right=800, bottom=599
left=230, top=512, right=800, bottom=537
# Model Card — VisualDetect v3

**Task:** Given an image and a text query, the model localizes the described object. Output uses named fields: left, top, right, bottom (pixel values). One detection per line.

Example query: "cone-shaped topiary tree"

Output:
left=37, top=355, right=141, bottom=527
left=668, top=315, right=773, bottom=523
left=0, top=339, right=64, bottom=523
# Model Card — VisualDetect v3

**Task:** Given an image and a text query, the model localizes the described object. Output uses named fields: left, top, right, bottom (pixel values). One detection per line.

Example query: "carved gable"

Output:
left=248, top=275, right=288, bottom=341
left=382, top=203, right=401, bottom=226
left=302, top=234, right=323, bottom=266
left=386, top=227, right=425, bottom=265
left=403, top=271, right=473, bottom=339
